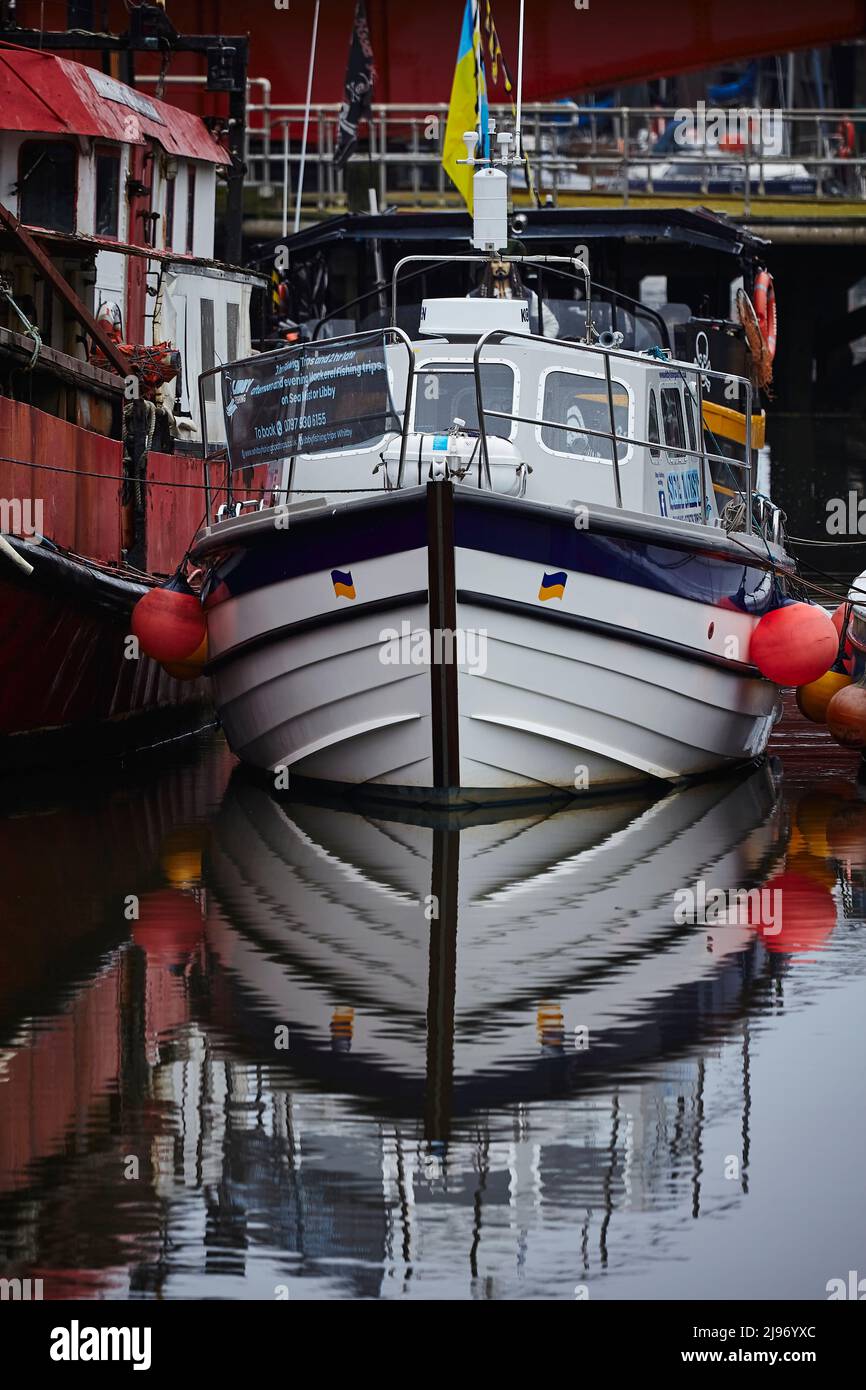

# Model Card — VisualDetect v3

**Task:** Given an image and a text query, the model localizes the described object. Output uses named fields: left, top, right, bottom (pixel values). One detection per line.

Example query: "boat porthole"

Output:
left=707, top=622, right=715, bottom=639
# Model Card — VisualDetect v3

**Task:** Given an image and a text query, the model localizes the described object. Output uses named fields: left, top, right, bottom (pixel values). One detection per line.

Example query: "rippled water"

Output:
left=1, top=699, right=865, bottom=1301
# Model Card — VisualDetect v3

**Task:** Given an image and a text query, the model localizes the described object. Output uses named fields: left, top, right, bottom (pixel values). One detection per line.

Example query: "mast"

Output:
left=515, top=0, right=525, bottom=162
left=295, top=0, right=321, bottom=235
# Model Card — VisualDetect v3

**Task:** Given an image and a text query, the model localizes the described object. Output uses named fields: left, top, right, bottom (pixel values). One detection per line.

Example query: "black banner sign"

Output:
left=220, top=334, right=395, bottom=470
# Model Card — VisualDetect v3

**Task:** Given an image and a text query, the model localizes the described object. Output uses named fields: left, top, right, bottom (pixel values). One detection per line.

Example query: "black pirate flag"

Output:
left=333, top=1, right=376, bottom=168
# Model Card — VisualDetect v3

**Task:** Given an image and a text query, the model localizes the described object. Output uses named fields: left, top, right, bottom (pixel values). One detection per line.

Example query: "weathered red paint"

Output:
left=0, top=396, right=122, bottom=563
left=0, top=563, right=204, bottom=736
left=145, top=450, right=207, bottom=577
left=0, top=41, right=226, bottom=162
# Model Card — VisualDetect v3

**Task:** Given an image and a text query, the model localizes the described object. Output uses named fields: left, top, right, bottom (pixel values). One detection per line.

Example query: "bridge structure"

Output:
left=32, top=0, right=865, bottom=107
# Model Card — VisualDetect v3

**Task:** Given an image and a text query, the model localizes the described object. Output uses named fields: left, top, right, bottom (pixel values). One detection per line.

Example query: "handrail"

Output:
left=198, top=326, right=416, bottom=522
left=472, top=328, right=755, bottom=532
left=312, top=260, right=669, bottom=351
left=390, top=254, right=592, bottom=340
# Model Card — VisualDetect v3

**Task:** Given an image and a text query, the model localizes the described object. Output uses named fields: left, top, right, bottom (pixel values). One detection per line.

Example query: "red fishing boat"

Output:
left=0, top=42, right=264, bottom=769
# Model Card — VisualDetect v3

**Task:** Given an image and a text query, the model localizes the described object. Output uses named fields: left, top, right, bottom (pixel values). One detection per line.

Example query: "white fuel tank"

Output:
left=381, top=432, right=528, bottom=496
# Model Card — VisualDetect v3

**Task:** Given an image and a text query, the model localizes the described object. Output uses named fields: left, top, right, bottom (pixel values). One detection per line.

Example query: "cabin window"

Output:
left=227, top=302, right=239, bottom=364
left=413, top=362, right=516, bottom=439
left=540, top=370, right=630, bottom=462
left=165, top=177, right=175, bottom=248
left=684, top=391, right=698, bottom=453
left=185, top=167, right=196, bottom=254
left=18, top=140, right=76, bottom=234
left=648, top=389, right=661, bottom=460
left=95, top=148, right=121, bottom=238
left=661, top=387, right=687, bottom=462
left=201, top=298, right=216, bottom=401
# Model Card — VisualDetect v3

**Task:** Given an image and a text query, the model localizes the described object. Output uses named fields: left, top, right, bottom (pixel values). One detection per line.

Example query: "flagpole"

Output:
left=473, top=0, right=486, bottom=159
left=515, top=0, right=525, bottom=160
left=295, top=0, right=321, bottom=235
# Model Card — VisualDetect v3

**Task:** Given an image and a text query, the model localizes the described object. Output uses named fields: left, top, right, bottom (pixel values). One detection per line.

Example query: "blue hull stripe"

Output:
left=206, top=492, right=773, bottom=615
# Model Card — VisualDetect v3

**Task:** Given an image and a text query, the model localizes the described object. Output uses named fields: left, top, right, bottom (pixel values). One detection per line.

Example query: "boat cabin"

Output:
left=205, top=293, right=767, bottom=540
left=0, top=44, right=263, bottom=444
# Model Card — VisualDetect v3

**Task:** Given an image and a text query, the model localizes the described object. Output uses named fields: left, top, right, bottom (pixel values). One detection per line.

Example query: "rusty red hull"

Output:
left=0, top=397, right=212, bottom=768
left=0, top=538, right=210, bottom=770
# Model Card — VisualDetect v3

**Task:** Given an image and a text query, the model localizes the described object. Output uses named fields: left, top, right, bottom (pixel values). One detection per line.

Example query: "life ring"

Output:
left=753, top=270, right=777, bottom=361
left=736, top=287, right=773, bottom=392
left=837, top=119, right=855, bottom=158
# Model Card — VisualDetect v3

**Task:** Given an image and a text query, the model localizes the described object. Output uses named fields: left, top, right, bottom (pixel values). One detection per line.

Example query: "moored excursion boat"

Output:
left=188, top=130, right=804, bottom=807
left=0, top=43, right=265, bottom=770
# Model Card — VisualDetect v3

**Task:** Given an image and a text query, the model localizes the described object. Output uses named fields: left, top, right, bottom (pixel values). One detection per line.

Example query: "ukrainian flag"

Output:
left=331, top=568, right=356, bottom=600
left=442, top=0, right=488, bottom=212
left=538, top=571, right=567, bottom=601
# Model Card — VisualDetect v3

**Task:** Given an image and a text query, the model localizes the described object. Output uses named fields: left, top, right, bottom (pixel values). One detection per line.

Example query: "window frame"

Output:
left=660, top=385, right=688, bottom=464
left=93, top=143, right=122, bottom=240
left=185, top=165, right=196, bottom=254
left=17, top=138, right=78, bottom=235
left=648, top=387, right=661, bottom=461
left=410, top=355, right=519, bottom=443
left=535, top=364, right=634, bottom=465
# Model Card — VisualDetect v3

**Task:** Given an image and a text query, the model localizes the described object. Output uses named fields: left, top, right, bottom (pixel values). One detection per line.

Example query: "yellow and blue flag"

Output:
left=538, top=571, right=567, bottom=601
left=331, top=568, right=357, bottom=600
left=442, top=0, right=488, bottom=211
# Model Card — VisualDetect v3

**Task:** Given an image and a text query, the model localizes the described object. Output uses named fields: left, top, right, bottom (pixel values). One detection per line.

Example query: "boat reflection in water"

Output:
left=1, top=738, right=861, bottom=1299
left=205, top=764, right=789, bottom=1131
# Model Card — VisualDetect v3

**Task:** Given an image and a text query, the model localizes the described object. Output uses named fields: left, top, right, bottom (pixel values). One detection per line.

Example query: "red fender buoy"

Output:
left=750, top=602, right=837, bottom=687
left=750, top=870, right=835, bottom=955
left=162, top=634, right=209, bottom=682
left=131, top=572, right=206, bottom=666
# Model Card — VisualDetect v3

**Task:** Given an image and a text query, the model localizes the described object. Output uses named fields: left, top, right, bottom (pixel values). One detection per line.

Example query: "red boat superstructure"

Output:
left=0, top=43, right=265, bottom=767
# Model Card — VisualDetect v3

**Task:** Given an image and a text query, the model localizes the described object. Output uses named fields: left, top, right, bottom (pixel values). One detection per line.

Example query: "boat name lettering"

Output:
left=666, top=467, right=702, bottom=510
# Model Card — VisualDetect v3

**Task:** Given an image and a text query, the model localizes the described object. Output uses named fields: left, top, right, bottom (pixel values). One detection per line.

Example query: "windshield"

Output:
left=413, top=363, right=515, bottom=439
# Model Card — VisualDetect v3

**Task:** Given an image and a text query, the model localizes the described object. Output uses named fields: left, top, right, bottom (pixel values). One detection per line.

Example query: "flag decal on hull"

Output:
left=331, top=569, right=357, bottom=600
left=538, top=571, right=567, bottom=601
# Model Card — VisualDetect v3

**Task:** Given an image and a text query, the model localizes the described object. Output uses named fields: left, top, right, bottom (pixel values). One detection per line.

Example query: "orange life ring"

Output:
left=736, top=287, right=773, bottom=392
left=837, top=119, right=855, bottom=158
left=753, top=270, right=777, bottom=361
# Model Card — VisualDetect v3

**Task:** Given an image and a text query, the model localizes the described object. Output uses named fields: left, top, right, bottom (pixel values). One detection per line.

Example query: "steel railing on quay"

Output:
left=238, top=102, right=866, bottom=215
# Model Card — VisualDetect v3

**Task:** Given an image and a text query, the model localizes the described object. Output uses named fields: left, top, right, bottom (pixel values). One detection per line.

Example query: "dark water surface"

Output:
left=1, top=700, right=865, bottom=1302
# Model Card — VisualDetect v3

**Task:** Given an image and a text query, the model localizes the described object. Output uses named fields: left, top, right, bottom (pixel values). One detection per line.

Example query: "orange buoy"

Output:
left=131, top=572, right=205, bottom=666
left=750, top=602, right=837, bottom=687
left=796, top=668, right=852, bottom=723
left=160, top=826, right=206, bottom=888
left=826, top=681, right=866, bottom=747
left=162, top=633, right=209, bottom=682
left=826, top=801, right=866, bottom=868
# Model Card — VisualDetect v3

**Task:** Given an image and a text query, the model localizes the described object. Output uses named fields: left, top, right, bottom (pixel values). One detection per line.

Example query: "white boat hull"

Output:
left=198, top=485, right=782, bottom=803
